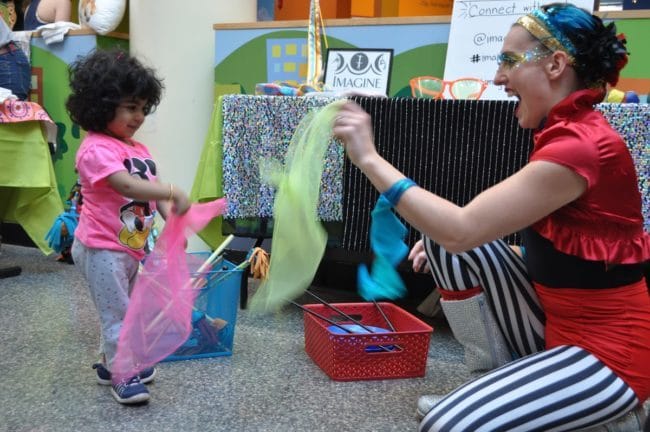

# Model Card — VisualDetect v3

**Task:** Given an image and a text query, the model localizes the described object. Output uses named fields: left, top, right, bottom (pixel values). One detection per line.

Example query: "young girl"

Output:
left=67, top=49, right=190, bottom=405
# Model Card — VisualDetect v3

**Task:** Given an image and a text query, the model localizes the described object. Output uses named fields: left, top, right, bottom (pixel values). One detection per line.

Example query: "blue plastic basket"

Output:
left=162, top=253, right=242, bottom=361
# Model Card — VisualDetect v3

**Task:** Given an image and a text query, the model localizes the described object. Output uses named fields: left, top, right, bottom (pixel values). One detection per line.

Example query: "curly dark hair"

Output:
left=540, top=3, right=629, bottom=89
left=66, top=48, right=163, bottom=132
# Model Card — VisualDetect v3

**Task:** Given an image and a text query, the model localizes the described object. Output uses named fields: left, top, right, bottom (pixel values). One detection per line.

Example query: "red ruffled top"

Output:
left=529, top=88, right=650, bottom=264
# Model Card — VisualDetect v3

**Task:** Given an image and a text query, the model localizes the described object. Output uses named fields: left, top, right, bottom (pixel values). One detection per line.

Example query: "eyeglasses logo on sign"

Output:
left=324, top=49, right=393, bottom=96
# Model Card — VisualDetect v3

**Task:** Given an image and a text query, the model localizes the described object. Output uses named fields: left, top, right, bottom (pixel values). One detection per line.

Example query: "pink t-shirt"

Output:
left=74, top=132, right=158, bottom=261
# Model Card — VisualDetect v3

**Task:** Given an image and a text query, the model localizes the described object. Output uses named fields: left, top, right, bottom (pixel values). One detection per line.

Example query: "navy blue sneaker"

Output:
left=92, top=363, right=156, bottom=385
left=110, top=376, right=150, bottom=405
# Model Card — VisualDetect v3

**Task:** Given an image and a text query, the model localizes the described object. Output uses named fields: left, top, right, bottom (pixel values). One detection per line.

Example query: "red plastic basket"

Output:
left=303, top=302, right=433, bottom=381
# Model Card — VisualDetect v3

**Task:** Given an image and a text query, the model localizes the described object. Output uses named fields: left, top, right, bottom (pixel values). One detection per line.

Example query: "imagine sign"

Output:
left=323, top=48, right=393, bottom=95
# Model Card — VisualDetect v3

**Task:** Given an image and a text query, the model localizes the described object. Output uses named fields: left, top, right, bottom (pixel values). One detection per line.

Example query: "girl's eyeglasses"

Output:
left=496, top=46, right=551, bottom=70
left=410, top=77, right=488, bottom=100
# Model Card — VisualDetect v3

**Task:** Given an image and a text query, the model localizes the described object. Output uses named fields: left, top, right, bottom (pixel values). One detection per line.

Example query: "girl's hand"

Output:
left=408, top=239, right=431, bottom=273
left=170, top=186, right=190, bottom=215
left=332, top=102, right=378, bottom=169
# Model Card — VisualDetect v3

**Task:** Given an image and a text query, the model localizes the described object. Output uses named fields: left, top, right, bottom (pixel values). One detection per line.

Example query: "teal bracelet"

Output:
left=381, top=178, right=417, bottom=207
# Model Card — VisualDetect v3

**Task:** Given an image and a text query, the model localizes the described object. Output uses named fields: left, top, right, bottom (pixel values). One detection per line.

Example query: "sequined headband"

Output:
left=516, top=9, right=576, bottom=64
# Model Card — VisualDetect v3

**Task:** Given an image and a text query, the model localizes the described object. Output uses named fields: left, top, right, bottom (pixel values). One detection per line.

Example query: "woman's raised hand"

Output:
left=332, top=101, right=378, bottom=169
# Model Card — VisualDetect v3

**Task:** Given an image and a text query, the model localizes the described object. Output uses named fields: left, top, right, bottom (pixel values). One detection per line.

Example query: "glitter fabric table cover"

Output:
left=342, top=99, right=649, bottom=251
left=215, top=96, right=648, bottom=252
left=221, top=94, right=344, bottom=222
left=596, top=103, right=649, bottom=233
left=342, top=97, right=533, bottom=251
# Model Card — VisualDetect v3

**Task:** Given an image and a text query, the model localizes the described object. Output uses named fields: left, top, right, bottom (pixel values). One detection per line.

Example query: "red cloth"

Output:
left=536, top=281, right=650, bottom=401
left=529, top=89, right=649, bottom=264
left=439, top=286, right=482, bottom=300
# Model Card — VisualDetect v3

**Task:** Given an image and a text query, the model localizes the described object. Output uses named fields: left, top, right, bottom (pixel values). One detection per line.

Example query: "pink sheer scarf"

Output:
left=112, top=199, right=227, bottom=383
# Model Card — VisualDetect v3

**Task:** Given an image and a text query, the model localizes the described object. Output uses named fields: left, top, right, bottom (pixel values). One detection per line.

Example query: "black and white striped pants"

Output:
left=419, top=238, right=640, bottom=432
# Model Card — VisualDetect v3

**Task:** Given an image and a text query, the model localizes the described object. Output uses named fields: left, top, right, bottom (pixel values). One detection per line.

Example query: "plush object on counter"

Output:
left=78, top=0, right=124, bottom=35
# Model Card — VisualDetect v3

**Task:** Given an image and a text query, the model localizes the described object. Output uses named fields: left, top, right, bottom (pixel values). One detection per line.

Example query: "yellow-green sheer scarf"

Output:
left=249, top=100, right=344, bottom=312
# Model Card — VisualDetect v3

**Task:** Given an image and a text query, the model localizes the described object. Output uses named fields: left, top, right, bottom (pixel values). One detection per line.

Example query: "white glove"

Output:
left=37, top=22, right=81, bottom=45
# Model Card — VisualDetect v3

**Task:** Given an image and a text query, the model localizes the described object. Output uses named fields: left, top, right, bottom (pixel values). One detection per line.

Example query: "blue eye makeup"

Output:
left=497, top=46, right=551, bottom=69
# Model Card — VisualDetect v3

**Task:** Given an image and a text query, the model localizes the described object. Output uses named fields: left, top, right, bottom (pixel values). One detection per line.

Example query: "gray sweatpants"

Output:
left=71, top=239, right=139, bottom=370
